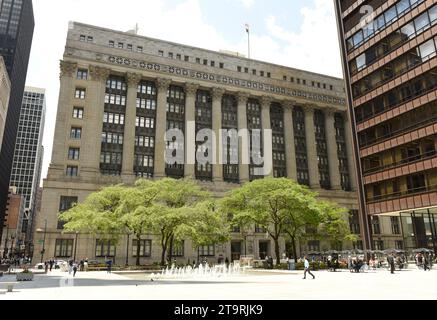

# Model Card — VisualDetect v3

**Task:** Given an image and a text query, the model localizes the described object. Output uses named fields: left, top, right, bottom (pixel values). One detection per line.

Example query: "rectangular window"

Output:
left=95, top=240, right=116, bottom=257
left=79, top=35, right=86, bottom=42
left=137, top=46, right=143, bottom=53
left=237, top=66, right=242, bottom=72
left=176, top=54, right=182, bottom=60
left=244, top=67, right=249, bottom=73
left=68, top=148, right=80, bottom=160
left=77, top=69, right=88, bottom=80
left=72, top=108, right=84, bottom=119
left=109, top=41, right=115, bottom=48
left=211, top=61, right=215, bottom=67
left=196, top=58, right=201, bottom=64
left=198, top=245, right=215, bottom=257
left=158, top=50, right=164, bottom=57
left=55, top=239, right=74, bottom=258
left=70, top=127, right=82, bottom=139
left=58, top=196, right=78, bottom=229
left=118, top=42, right=124, bottom=49
left=168, top=52, right=174, bottom=59
left=66, top=166, right=78, bottom=177
left=203, top=59, right=208, bottom=65
left=75, top=88, right=86, bottom=99
left=219, top=63, right=224, bottom=69
left=284, top=76, right=288, bottom=81
left=184, top=55, right=189, bottom=62
left=127, top=44, right=133, bottom=51
left=87, top=36, right=93, bottom=43
left=260, top=71, right=264, bottom=76
left=132, top=240, right=152, bottom=257
left=267, top=72, right=271, bottom=78
left=172, top=241, right=185, bottom=257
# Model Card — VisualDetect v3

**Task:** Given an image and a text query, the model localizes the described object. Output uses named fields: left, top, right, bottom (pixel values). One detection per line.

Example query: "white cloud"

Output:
left=26, top=0, right=342, bottom=185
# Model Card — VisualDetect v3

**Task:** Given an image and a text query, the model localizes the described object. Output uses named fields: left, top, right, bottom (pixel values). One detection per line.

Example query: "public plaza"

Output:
left=1, top=267, right=436, bottom=300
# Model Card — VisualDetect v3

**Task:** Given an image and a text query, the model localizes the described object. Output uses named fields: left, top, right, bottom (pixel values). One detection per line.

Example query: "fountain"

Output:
left=150, top=262, right=244, bottom=281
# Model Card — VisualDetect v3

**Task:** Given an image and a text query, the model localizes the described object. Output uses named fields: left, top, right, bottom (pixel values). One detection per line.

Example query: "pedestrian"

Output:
left=387, top=254, right=395, bottom=274
left=84, top=259, right=88, bottom=272
left=106, top=258, right=112, bottom=274
left=73, top=262, right=78, bottom=277
left=424, top=253, right=430, bottom=271
left=44, top=261, right=49, bottom=274
left=80, top=259, right=84, bottom=272
left=49, top=259, right=54, bottom=272
left=303, top=256, right=315, bottom=280
left=68, top=260, right=73, bottom=275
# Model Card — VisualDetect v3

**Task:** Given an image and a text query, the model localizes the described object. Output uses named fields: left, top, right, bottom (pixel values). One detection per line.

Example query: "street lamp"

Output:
left=73, top=231, right=79, bottom=261
left=37, top=219, right=48, bottom=263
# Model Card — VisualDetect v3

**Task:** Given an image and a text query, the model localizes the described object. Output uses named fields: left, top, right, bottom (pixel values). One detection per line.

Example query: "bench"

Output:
left=0, top=282, right=19, bottom=293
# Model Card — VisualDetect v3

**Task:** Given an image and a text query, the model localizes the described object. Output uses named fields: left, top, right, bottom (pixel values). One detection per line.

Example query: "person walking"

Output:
left=73, top=262, right=78, bottom=277
left=424, top=253, right=430, bottom=271
left=49, top=259, right=54, bottom=272
left=106, top=258, right=112, bottom=274
left=303, top=256, right=315, bottom=280
left=387, top=254, right=395, bottom=274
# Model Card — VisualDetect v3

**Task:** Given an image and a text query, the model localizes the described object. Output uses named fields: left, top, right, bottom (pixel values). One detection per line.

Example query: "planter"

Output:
left=16, top=272, right=34, bottom=281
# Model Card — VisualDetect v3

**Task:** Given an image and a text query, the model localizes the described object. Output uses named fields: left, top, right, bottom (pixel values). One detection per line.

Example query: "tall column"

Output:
left=237, top=93, right=250, bottom=183
left=49, top=61, right=78, bottom=175
left=121, top=73, right=142, bottom=182
left=261, top=96, right=273, bottom=178
left=86, top=65, right=111, bottom=179
left=185, top=83, right=198, bottom=179
left=344, top=111, right=358, bottom=191
left=283, top=101, right=297, bottom=181
left=155, top=78, right=171, bottom=178
left=326, top=108, right=342, bottom=190
left=212, top=88, right=225, bottom=183
left=304, top=105, right=320, bottom=189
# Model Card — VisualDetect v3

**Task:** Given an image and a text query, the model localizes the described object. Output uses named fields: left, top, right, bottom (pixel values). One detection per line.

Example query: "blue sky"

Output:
left=26, top=0, right=343, bottom=183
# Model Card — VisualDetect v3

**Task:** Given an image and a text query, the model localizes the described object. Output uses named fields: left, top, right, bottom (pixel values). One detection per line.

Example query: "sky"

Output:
left=25, top=0, right=344, bottom=185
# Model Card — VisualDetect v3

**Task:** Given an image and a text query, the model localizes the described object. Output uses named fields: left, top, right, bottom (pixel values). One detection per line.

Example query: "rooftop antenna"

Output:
left=245, top=23, right=251, bottom=59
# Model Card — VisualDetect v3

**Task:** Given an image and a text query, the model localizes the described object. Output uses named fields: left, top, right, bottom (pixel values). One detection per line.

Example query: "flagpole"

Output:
left=247, top=26, right=251, bottom=60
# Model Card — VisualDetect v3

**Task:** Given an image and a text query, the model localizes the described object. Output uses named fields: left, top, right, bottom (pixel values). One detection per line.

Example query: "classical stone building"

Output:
left=34, top=22, right=362, bottom=265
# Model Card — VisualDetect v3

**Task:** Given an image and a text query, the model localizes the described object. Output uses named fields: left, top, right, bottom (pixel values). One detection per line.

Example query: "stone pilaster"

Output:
left=283, top=101, right=297, bottom=181
left=82, top=65, right=110, bottom=179
left=185, top=83, right=198, bottom=179
left=237, top=93, right=250, bottom=183
left=155, top=78, right=171, bottom=178
left=122, top=72, right=142, bottom=182
left=212, top=88, right=225, bottom=182
left=260, top=96, right=273, bottom=178
left=50, top=61, right=78, bottom=176
left=304, top=105, right=320, bottom=189
left=325, top=108, right=342, bottom=190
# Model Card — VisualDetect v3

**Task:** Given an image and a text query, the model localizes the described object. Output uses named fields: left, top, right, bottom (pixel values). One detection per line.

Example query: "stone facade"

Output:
left=0, top=56, right=11, bottom=154
left=34, top=22, right=366, bottom=265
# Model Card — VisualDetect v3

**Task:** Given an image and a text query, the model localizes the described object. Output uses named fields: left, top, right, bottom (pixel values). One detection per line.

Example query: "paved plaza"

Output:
left=1, top=267, right=436, bottom=300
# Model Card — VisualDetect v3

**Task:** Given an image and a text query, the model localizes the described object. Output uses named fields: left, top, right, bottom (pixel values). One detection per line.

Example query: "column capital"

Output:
left=282, top=100, right=296, bottom=110
left=211, top=87, right=226, bottom=100
left=89, top=65, right=111, bottom=82
left=126, top=72, right=142, bottom=87
left=237, top=92, right=249, bottom=104
left=260, top=95, right=274, bottom=107
left=157, top=78, right=171, bottom=91
left=324, top=106, right=337, bottom=117
left=303, top=104, right=316, bottom=114
left=59, top=60, right=77, bottom=79
left=185, top=83, right=199, bottom=95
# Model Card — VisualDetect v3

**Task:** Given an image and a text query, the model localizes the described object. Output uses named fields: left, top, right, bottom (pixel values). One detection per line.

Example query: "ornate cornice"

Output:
left=156, top=78, right=171, bottom=91
left=106, top=55, right=346, bottom=106
left=185, top=83, right=199, bottom=95
left=89, top=65, right=111, bottom=82
left=59, top=60, right=77, bottom=79
left=126, top=72, right=142, bottom=87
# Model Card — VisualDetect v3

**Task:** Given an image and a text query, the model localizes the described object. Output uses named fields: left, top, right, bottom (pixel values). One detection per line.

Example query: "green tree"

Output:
left=152, top=178, right=210, bottom=266
left=317, top=201, right=358, bottom=249
left=59, top=185, right=126, bottom=242
left=117, top=179, right=160, bottom=265
left=222, top=178, right=321, bottom=265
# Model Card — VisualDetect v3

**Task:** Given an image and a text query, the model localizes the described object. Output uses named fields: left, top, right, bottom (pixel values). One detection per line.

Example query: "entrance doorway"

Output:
left=231, top=241, right=242, bottom=262
left=259, top=241, right=270, bottom=260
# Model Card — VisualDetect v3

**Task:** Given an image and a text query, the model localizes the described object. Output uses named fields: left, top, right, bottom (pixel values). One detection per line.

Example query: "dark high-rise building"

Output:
left=335, top=0, right=437, bottom=253
left=0, top=0, right=35, bottom=241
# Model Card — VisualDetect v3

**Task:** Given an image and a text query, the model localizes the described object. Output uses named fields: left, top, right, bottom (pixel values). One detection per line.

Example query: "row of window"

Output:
left=103, top=112, right=125, bottom=125
left=353, top=35, right=437, bottom=98
left=158, top=49, right=225, bottom=71
left=100, top=152, right=122, bottom=165
left=108, top=40, right=143, bottom=53
left=136, top=116, right=155, bottom=128
left=134, top=154, right=154, bottom=168
left=347, top=0, right=425, bottom=52
left=102, top=132, right=124, bottom=145
left=349, top=4, right=437, bottom=76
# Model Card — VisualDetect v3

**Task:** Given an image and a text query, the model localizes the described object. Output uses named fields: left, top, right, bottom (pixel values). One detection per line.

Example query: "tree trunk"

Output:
left=291, top=236, right=298, bottom=262
left=168, top=235, right=174, bottom=264
left=136, top=235, right=141, bottom=266
left=274, top=237, right=281, bottom=266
